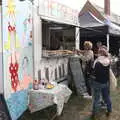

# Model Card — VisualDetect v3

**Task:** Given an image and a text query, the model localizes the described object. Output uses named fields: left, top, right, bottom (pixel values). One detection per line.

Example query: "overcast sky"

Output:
left=56, top=0, right=120, bottom=15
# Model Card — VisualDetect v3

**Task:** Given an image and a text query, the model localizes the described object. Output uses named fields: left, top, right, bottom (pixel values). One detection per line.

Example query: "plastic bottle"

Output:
left=33, top=80, right=39, bottom=90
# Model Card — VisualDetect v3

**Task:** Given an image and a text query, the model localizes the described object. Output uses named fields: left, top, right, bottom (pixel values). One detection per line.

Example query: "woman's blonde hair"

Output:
left=84, top=41, right=93, bottom=50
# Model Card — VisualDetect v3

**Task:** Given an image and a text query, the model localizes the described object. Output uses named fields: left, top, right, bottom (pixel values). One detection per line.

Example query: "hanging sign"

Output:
left=39, top=0, right=79, bottom=26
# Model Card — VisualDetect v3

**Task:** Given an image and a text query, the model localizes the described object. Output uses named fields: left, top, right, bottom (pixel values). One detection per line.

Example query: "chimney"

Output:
left=104, top=0, right=110, bottom=16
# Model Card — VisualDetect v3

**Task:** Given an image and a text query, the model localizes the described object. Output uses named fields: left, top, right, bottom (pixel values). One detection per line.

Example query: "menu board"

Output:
left=69, top=57, right=87, bottom=95
left=0, top=94, right=11, bottom=120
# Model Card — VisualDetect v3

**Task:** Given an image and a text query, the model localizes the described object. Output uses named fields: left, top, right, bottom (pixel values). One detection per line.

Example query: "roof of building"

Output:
left=79, top=0, right=120, bottom=25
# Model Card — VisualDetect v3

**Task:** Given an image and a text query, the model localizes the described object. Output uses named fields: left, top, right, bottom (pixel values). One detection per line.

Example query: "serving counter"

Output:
left=39, top=51, right=70, bottom=83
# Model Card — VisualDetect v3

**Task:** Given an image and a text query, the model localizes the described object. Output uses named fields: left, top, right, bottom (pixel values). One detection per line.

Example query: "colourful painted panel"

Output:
left=6, top=90, right=30, bottom=120
left=2, top=0, right=33, bottom=119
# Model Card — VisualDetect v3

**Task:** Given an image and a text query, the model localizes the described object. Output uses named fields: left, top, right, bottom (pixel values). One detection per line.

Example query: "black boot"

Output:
left=90, top=113, right=95, bottom=120
left=106, top=111, right=112, bottom=117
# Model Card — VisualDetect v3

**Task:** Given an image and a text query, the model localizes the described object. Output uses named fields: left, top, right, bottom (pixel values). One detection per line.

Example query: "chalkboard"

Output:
left=0, top=94, right=11, bottom=120
left=69, top=57, right=87, bottom=95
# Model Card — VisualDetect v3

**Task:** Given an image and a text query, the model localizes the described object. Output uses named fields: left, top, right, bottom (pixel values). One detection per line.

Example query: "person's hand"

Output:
left=74, top=50, right=79, bottom=54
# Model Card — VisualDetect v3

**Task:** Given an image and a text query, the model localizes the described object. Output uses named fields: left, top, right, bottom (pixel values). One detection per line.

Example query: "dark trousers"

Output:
left=92, top=81, right=112, bottom=114
left=85, top=77, right=91, bottom=96
left=84, top=72, right=92, bottom=96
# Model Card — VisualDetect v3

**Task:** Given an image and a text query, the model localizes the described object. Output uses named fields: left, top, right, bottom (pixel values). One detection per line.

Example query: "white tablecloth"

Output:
left=28, top=84, right=72, bottom=115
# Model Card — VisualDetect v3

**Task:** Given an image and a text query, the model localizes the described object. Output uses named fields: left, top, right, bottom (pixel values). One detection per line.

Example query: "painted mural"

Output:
left=2, top=0, right=33, bottom=119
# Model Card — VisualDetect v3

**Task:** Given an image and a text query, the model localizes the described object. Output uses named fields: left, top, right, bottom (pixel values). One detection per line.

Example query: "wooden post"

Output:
left=33, top=1, right=42, bottom=80
left=75, top=27, right=80, bottom=50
